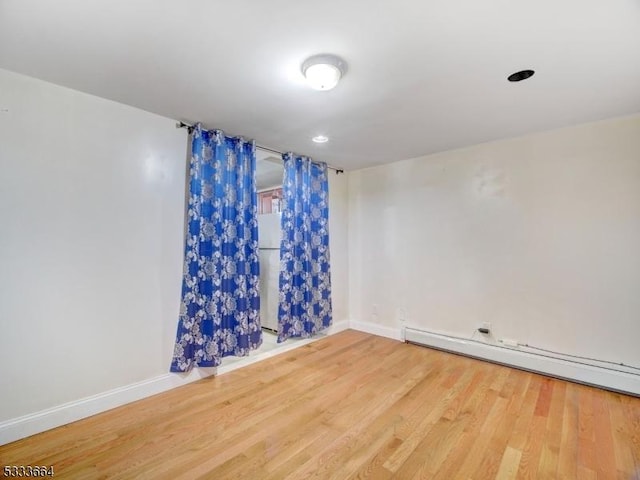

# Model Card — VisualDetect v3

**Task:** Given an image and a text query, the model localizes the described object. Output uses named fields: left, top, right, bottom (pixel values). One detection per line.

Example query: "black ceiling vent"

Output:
left=508, top=70, right=535, bottom=82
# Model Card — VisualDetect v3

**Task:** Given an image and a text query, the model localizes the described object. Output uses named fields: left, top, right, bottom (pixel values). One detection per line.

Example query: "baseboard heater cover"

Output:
left=404, top=326, right=639, bottom=397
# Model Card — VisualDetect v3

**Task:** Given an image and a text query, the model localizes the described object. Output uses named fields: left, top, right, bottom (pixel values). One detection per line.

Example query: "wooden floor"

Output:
left=2, top=330, right=639, bottom=479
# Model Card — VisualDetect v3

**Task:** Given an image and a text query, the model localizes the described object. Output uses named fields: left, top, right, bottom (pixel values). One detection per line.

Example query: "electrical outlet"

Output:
left=397, top=307, right=407, bottom=323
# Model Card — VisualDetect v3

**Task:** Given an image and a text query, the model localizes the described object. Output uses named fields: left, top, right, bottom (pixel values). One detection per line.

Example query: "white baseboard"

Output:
left=349, top=320, right=403, bottom=341
left=404, top=326, right=640, bottom=397
left=0, top=321, right=350, bottom=446
left=0, top=368, right=215, bottom=446
left=327, top=319, right=350, bottom=335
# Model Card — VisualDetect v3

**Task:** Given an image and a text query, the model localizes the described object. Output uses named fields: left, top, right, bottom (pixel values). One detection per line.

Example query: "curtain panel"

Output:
left=278, top=153, right=332, bottom=342
left=171, top=125, right=261, bottom=372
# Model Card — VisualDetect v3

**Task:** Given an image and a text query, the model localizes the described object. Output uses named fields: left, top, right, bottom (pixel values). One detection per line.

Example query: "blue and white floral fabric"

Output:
left=278, top=153, right=332, bottom=342
left=171, top=125, right=261, bottom=372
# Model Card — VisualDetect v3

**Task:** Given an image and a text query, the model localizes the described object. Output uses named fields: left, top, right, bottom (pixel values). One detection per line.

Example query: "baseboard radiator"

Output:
left=404, top=326, right=640, bottom=397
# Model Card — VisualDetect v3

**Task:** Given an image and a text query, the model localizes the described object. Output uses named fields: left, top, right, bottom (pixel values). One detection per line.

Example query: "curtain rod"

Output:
left=176, top=121, right=344, bottom=174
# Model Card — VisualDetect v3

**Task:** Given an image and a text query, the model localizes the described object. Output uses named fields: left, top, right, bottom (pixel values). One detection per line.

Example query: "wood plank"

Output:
left=538, top=379, right=566, bottom=478
left=592, top=391, right=618, bottom=478
left=608, top=393, right=638, bottom=479
left=577, top=384, right=598, bottom=473
left=1, top=330, right=639, bottom=479
left=495, top=446, right=522, bottom=480
left=620, top=393, right=640, bottom=475
left=515, top=414, right=546, bottom=479
left=557, top=382, right=579, bottom=480
left=534, top=377, right=554, bottom=417
left=399, top=369, right=492, bottom=479
left=430, top=365, right=499, bottom=479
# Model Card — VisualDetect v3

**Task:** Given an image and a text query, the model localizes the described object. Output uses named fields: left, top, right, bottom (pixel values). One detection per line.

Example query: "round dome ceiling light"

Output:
left=302, top=54, right=346, bottom=91
left=508, top=69, right=535, bottom=82
left=312, top=135, right=329, bottom=143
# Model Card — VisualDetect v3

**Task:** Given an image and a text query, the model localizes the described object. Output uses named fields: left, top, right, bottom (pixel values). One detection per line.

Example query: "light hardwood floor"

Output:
left=1, top=330, right=639, bottom=479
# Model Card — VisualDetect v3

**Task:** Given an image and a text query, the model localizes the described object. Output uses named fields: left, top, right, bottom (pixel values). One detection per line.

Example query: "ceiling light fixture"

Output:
left=302, top=54, right=346, bottom=91
left=312, top=135, right=329, bottom=143
left=508, top=69, right=535, bottom=82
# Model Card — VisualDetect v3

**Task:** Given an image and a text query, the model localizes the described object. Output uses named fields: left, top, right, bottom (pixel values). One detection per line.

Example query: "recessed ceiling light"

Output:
left=312, top=135, right=329, bottom=143
left=508, top=69, right=535, bottom=82
left=302, top=54, right=346, bottom=91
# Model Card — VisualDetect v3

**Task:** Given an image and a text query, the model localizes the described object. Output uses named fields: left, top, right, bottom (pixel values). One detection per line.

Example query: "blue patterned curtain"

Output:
left=171, top=125, right=261, bottom=372
left=278, top=154, right=332, bottom=342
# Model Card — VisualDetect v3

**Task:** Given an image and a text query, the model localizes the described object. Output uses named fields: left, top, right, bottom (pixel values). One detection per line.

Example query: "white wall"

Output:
left=0, top=68, right=186, bottom=422
left=328, top=169, right=349, bottom=326
left=0, top=68, right=350, bottom=431
left=348, top=115, right=640, bottom=367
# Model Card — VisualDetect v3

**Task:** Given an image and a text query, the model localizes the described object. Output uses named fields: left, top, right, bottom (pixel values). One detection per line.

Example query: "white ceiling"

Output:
left=1, top=0, right=639, bottom=170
